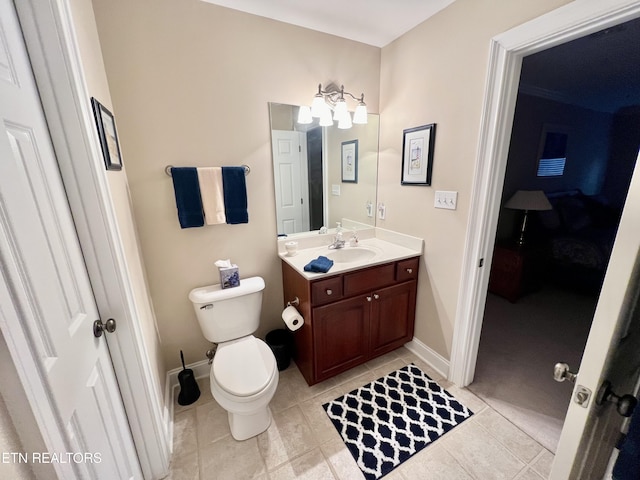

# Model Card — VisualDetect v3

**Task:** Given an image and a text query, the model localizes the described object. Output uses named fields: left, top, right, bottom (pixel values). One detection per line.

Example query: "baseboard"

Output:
left=405, top=337, right=450, bottom=379
left=164, top=359, right=211, bottom=453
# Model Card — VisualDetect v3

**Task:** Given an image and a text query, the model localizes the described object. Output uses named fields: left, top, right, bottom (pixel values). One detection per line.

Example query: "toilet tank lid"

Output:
left=189, top=276, right=265, bottom=304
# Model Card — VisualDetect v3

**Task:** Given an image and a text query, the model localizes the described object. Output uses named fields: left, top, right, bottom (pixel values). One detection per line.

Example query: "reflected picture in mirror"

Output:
left=269, top=103, right=379, bottom=236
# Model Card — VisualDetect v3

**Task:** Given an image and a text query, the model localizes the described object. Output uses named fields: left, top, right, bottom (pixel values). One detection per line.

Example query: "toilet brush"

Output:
left=177, top=350, right=200, bottom=406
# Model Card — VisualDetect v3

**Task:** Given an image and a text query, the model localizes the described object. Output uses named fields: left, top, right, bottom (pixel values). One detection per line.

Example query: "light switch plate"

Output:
left=435, top=191, right=458, bottom=210
left=331, top=184, right=341, bottom=196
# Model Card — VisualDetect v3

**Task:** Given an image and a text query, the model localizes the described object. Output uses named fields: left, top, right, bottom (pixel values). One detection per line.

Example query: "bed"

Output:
left=533, top=190, right=621, bottom=293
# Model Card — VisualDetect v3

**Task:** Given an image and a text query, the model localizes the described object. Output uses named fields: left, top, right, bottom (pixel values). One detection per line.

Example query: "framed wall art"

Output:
left=341, top=139, right=358, bottom=183
left=401, top=123, right=436, bottom=186
left=91, top=97, right=123, bottom=171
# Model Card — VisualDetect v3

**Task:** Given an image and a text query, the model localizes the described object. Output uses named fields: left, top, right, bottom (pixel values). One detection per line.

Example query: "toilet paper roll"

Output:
left=281, top=305, right=304, bottom=331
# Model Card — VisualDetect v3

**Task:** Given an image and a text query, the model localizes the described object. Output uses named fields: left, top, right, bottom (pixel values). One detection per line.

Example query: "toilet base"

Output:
left=228, top=406, right=272, bottom=441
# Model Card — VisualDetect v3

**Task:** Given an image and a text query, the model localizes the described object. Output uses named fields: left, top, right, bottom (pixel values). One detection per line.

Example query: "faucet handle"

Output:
left=349, top=230, right=359, bottom=247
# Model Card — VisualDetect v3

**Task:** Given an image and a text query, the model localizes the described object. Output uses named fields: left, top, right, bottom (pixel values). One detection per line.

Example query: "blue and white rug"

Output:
left=323, top=364, right=473, bottom=480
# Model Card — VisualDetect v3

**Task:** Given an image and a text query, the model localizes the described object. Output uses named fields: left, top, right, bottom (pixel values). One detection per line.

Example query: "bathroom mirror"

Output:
left=269, top=102, right=379, bottom=236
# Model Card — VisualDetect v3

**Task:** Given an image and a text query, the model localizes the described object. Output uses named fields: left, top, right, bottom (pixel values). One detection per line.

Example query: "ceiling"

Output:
left=520, top=17, right=640, bottom=113
left=200, top=0, right=456, bottom=47
left=201, top=1, right=638, bottom=112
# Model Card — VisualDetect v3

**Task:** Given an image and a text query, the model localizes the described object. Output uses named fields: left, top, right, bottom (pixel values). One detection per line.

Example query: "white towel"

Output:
left=197, top=167, right=226, bottom=225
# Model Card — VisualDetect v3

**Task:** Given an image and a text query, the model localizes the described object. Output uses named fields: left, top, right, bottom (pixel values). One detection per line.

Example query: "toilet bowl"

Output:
left=188, top=277, right=278, bottom=441
left=209, top=335, right=278, bottom=440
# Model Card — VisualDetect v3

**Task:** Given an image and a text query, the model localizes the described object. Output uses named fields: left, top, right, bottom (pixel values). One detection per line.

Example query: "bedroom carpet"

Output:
left=468, top=286, right=596, bottom=453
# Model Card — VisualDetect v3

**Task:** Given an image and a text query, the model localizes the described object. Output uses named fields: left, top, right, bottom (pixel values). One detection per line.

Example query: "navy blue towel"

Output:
left=222, top=166, right=248, bottom=224
left=171, top=167, right=204, bottom=228
left=614, top=399, right=640, bottom=479
left=304, top=256, right=334, bottom=273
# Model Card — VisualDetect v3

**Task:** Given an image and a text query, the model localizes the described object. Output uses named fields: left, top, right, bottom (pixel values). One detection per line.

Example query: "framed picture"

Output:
left=341, top=139, right=358, bottom=183
left=401, top=123, right=436, bottom=186
left=91, top=97, right=122, bottom=171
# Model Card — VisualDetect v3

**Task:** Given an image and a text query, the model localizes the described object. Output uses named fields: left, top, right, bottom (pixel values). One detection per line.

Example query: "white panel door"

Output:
left=551, top=149, right=640, bottom=479
left=272, top=130, right=309, bottom=234
left=0, top=1, right=141, bottom=478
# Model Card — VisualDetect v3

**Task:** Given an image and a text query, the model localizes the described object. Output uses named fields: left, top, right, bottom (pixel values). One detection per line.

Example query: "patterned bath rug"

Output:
left=323, top=363, right=473, bottom=480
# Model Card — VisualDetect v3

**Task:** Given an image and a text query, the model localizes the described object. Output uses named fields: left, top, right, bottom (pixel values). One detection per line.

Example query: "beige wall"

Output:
left=378, top=0, right=572, bottom=358
left=88, top=0, right=581, bottom=372
left=91, top=0, right=381, bottom=369
left=68, top=0, right=166, bottom=395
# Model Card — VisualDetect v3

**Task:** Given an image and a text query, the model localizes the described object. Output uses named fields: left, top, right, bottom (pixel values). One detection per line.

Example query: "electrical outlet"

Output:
left=378, top=202, right=386, bottom=220
left=434, top=191, right=458, bottom=210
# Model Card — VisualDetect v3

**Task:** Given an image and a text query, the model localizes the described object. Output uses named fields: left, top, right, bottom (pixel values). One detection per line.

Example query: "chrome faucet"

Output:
left=329, top=237, right=345, bottom=249
left=328, top=222, right=345, bottom=249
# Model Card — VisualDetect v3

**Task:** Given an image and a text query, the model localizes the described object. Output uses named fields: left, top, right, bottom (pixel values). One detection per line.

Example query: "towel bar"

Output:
left=165, top=165, right=250, bottom=177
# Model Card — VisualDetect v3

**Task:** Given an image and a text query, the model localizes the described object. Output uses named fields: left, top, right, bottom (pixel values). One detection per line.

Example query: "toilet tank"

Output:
left=188, top=276, right=265, bottom=343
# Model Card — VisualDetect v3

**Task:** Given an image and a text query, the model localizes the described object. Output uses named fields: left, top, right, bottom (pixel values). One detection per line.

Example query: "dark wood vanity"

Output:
left=282, top=256, right=419, bottom=385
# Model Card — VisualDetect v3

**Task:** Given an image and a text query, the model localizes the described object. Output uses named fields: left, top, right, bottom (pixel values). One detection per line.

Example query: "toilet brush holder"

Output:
left=177, top=350, right=200, bottom=406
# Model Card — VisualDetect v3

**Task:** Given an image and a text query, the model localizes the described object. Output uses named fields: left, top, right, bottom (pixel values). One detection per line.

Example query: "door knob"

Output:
left=553, top=362, right=577, bottom=383
left=93, top=318, right=116, bottom=338
left=596, top=381, right=638, bottom=418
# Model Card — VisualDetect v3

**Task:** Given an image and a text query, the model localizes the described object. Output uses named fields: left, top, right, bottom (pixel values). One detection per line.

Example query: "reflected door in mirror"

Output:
left=272, top=130, right=309, bottom=234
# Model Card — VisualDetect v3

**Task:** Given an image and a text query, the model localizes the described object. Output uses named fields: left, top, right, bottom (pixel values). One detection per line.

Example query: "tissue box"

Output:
left=219, top=265, right=240, bottom=289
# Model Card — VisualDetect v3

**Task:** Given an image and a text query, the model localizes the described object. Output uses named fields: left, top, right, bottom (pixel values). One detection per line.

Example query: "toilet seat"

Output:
left=213, top=336, right=276, bottom=397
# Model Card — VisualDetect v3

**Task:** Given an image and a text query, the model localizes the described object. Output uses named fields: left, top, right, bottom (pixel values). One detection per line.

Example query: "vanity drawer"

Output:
left=311, top=277, right=343, bottom=306
left=343, top=263, right=395, bottom=296
left=396, top=258, right=419, bottom=282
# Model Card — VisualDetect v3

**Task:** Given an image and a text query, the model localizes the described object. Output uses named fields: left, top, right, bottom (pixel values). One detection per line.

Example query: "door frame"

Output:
left=8, top=0, right=171, bottom=478
left=449, top=0, right=640, bottom=387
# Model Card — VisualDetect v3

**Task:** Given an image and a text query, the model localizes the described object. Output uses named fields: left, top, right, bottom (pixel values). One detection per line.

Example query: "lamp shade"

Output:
left=504, top=190, right=552, bottom=211
left=333, top=99, right=348, bottom=122
left=337, top=112, right=352, bottom=129
left=319, top=107, right=333, bottom=127
left=311, top=94, right=326, bottom=118
left=353, top=104, right=368, bottom=124
left=297, top=106, right=312, bottom=124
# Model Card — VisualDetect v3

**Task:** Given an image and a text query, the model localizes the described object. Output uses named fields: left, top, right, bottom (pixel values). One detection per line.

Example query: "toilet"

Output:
left=189, top=276, right=278, bottom=440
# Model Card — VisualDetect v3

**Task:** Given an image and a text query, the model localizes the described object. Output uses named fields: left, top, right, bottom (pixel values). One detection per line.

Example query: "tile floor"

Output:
left=168, top=347, right=554, bottom=480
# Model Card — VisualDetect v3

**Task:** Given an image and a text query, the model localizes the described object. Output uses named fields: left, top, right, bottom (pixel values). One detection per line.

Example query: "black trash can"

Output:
left=266, top=329, right=292, bottom=371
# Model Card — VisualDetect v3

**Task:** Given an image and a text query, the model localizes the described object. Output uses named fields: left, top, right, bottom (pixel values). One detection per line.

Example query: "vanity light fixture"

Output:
left=298, top=83, right=368, bottom=129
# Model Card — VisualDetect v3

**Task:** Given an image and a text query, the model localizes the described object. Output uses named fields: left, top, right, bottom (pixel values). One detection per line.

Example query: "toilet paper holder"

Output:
left=287, top=297, right=300, bottom=307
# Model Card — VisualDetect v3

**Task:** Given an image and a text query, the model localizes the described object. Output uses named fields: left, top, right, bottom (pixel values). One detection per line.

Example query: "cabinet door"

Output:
left=370, top=281, right=416, bottom=357
left=313, top=295, right=370, bottom=382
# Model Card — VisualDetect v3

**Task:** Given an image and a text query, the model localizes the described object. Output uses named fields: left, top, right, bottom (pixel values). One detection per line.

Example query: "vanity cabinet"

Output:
left=282, top=256, right=419, bottom=385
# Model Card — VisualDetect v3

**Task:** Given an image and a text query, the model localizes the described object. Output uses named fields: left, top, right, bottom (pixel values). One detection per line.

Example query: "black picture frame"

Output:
left=91, top=97, right=122, bottom=171
left=401, top=123, right=436, bottom=186
left=341, top=139, right=358, bottom=183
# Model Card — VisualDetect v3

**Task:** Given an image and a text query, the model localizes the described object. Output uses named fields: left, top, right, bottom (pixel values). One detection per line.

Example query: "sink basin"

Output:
left=325, top=247, right=377, bottom=264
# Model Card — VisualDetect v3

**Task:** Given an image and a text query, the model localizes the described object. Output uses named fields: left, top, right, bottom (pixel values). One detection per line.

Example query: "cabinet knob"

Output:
left=366, top=296, right=372, bottom=302
left=326, top=289, right=333, bottom=295
left=373, top=293, right=380, bottom=300
left=406, top=268, right=413, bottom=274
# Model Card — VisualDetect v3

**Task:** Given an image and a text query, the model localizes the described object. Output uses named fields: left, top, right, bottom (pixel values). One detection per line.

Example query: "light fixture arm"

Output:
left=316, top=83, right=365, bottom=107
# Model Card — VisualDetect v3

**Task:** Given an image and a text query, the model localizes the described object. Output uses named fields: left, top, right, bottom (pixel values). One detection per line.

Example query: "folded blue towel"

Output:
left=222, top=166, right=248, bottom=224
left=304, top=255, right=334, bottom=273
left=171, top=167, right=204, bottom=228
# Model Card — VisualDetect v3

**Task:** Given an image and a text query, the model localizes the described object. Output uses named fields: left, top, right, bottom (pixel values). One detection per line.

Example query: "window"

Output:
left=537, top=127, right=568, bottom=177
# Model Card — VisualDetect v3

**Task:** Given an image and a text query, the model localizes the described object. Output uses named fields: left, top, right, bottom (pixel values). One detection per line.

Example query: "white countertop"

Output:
left=277, top=227, right=423, bottom=280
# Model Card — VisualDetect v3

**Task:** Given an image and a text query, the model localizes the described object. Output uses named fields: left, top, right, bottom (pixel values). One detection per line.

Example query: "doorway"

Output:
left=468, top=17, right=640, bottom=452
